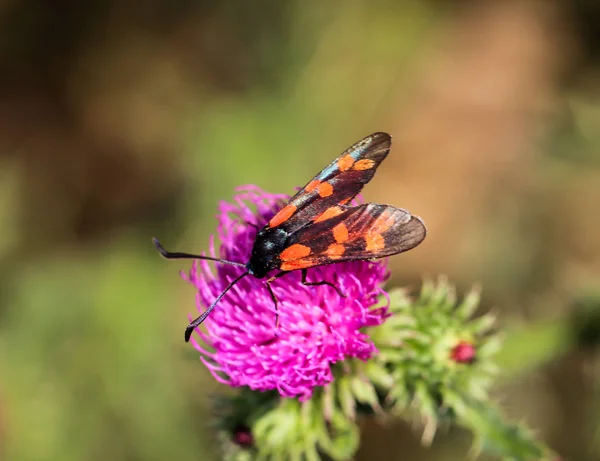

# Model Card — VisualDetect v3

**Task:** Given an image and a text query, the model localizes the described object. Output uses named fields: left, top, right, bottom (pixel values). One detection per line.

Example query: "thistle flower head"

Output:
left=184, top=185, right=390, bottom=400
left=451, top=340, right=476, bottom=363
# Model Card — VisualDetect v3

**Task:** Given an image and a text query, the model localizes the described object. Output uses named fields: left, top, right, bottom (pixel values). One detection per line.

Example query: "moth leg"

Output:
left=301, top=269, right=346, bottom=298
left=231, top=210, right=259, bottom=232
left=246, top=222, right=259, bottom=232
left=266, top=271, right=288, bottom=330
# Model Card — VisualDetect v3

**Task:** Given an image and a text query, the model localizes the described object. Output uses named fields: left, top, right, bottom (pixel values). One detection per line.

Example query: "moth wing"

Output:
left=267, top=132, right=391, bottom=233
left=277, top=203, right=426, bottom=271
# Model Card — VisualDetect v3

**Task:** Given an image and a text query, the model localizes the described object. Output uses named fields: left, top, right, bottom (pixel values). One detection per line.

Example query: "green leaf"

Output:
left=326, top=411, right=360, bottom=460
left=445, top=391, right=553, bottom=461
left=350, top=376, right=379, bottom=409
left=429, top=276, right=453, bottom=309
left=455, top=286, right=482, bottom=319
left=365, top=361, right=394, bottom=390
left=336, top=375, right=356, bottom=421
left=477, top=335, right=504, bottom=358
left=468, top=313, right=498, bottom=335
left=387, top=288, right=411, bottom=312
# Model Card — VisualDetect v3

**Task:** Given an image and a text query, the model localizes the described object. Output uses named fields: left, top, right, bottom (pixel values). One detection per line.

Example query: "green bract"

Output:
left=211, top=279, right=555, bottom=461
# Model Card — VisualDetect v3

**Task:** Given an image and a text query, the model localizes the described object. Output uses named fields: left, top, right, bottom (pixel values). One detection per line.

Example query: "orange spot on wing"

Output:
left=371, top=210, right=395, bottom=234
left=280, top=259, right=315, bottom=271
left=325, top=243, right=345, bottom=259
left=339, top=198, right=351, bottom=205
left=337, top=154, right=354, bottom=171
left=269, top=204, right=297, bottom=228
left=305, top=179, right=320, bottom=192
left=365, top=233, right=385, bottom=252
left=353, top=159, right=375, bottom=170
left=317, top=182, right=334, bottom=197
left=333, top=223, right=349, bottom=243
left=315, top=206, right=344, bottom=223
left=280, top=243, right=311, bottom=261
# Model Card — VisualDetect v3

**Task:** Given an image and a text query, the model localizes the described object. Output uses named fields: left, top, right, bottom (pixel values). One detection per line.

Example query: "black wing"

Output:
left=277, top=204, right=426, bottom=271
left=266, top=132, right=391, bottom=233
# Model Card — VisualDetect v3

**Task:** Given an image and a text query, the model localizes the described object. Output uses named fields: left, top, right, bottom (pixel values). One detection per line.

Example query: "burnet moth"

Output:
left=154, top=132, right=426, bottom=342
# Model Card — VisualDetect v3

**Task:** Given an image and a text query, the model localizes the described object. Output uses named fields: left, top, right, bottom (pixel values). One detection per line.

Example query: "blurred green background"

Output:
left=0, top=0, right=599, bottom=460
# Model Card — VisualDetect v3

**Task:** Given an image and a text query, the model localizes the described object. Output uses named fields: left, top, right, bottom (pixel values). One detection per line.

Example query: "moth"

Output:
left=154, top=132, right=426, bottom=342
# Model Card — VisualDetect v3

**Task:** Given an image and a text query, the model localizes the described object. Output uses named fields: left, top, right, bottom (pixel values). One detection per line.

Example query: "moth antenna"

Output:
left=152, top=238, right=246, bottom=268
left=184, top=271, right=251, bottom=342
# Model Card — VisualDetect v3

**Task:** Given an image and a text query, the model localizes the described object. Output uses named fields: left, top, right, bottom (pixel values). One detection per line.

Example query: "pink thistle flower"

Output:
left=183, top=185, right=390, bottom=400
left=451, top=341, right=476, bottom=364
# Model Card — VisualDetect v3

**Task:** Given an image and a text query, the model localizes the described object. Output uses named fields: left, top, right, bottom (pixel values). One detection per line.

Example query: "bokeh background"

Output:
left=0, top=0, right=599, bottom=460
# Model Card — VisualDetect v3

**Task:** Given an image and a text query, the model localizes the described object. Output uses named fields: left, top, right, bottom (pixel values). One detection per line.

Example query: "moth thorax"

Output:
left=247, top=227, right=288, bottom=278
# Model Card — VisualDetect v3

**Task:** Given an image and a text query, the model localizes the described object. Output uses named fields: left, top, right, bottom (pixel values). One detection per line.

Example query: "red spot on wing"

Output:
left=305, top=179, right=320, bottom=192
left=269, top=204, right=297, bottom=228
left=333, top=223, right=349, bottom=243
left=280, top=259, right=315, bottom=271
left=371, top=210, right=395, bottom=234
left=365, top=233, right=385, bottom=251
left=325, top=243, right=345, bottom=259
left=314, top=206, right=344, bottom=223
left=317, top=182, right=334, bottom=197
left=337, top=154, right=354, bottom=171
left=280, top=243, right=311, bottom=261
left=353, top=159, right=375, bottom=170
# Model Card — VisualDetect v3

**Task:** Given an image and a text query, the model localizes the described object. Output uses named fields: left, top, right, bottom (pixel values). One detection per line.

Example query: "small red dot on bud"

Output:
left=451, top=341, right=476, bottom=363
left=233, top=425, right=254, bottom=448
